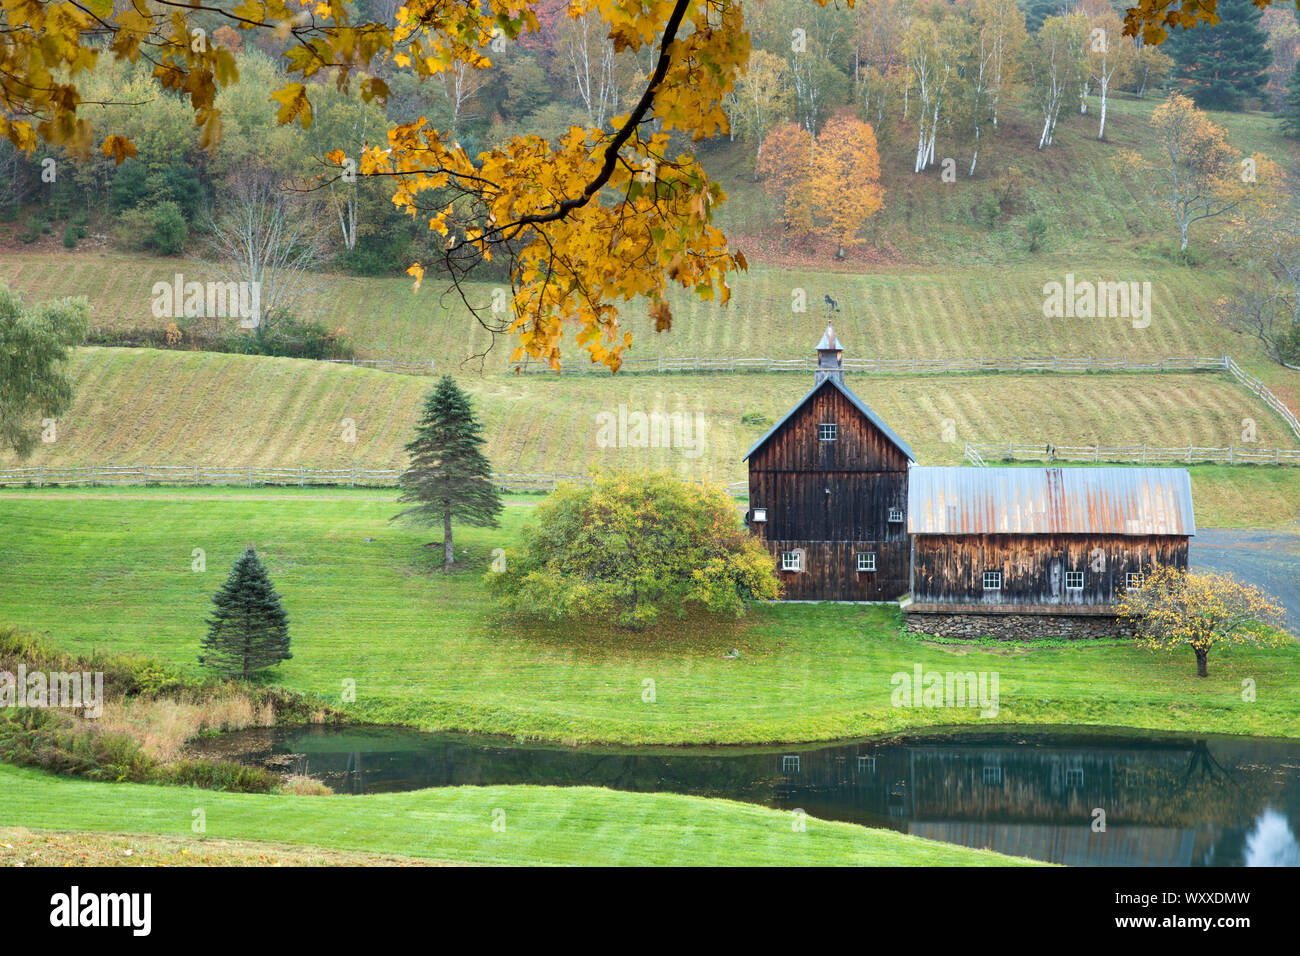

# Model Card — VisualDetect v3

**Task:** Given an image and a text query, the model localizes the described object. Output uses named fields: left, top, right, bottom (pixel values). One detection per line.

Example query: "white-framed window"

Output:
left=781, top=551, right=803, bottom=572
left=782, top=755, right=800, bottom=773
left=818, top=422, right=837, bottom=441
left=1065, top=767, right=1085, bottom=787
left=858, top=756, right=876, bottom=773
left=1126, top=572, right=1144, bottom=590
left=857, top=551, right=876, bottom=572
left=982, top=570, right=1002, bottom=591
left=751, top=507, right=767, bottom=523
left=1065, top=570, right=1085, bottom=590
left=888, top=507, right=904, bottom=523
left=983, top=766, right=1003, bottom=785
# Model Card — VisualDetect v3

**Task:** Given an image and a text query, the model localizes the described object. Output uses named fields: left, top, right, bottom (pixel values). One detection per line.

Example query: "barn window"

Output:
left=1065, top=571, right=1085, bottom=590
left=782, top=755, right=800, bottom=773
left=857, top=551, right=876, bottom=572
left=982, top=766, right=1003, bottom=785
left=888, top=508, right=904, bottom=523
left=818, top=422, right=837, bottom=441
left=1125, top=572, right=1144, bottom=590
left=781, top=551, right=803, bottom=572
left=751, top=507, right=767, bottom=523
left=982, top=571, right=1002, bottom=591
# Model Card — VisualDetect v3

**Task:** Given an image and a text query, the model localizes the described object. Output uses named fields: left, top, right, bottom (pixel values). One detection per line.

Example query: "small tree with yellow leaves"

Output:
left=1117, top=567, right=1288, bottom=678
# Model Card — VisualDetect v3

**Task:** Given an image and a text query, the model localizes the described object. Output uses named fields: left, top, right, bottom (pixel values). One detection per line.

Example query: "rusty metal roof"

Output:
left=907, top=466, right=1195, bottom=536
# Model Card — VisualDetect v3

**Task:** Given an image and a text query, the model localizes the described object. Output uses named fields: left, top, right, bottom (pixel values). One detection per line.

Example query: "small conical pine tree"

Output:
left=393, top=375, right=502, bottom=570
left=199, top=547, right=292, bottom=679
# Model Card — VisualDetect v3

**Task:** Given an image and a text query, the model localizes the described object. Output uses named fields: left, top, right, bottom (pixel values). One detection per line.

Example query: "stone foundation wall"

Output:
left=903, top=610, right=1135, bottom=640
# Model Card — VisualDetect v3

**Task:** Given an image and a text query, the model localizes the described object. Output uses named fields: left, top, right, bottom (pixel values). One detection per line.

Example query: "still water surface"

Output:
left=192, top=724, right=1300, bottom=866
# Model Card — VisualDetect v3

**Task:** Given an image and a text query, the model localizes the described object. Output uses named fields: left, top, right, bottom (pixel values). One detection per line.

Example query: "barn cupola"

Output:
left=814, top=323, right=844, bottom=385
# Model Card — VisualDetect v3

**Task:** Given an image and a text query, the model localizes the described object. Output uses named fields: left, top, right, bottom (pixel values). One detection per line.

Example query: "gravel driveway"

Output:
left=1191, top=529, right=1300, bottom=630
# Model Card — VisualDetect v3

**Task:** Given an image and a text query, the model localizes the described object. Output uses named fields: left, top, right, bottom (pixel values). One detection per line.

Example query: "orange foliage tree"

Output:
left=758, top=115, right=883, bottom=258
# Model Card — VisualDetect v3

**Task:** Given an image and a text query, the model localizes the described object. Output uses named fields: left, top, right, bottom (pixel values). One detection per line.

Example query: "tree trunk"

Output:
left=444, top=508, right=454, bottom=570
left=1195, top=646, right=1208, bottom=678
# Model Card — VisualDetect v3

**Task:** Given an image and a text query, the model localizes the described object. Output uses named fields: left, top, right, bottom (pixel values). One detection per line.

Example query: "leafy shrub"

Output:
left=1024, top=214, right=1048, bottom=252
left=61, top=224, right=78, bottom=248
left=489, top=471, right=780, bottom=629
left=166, top=759, right=278, bottom=793
left=116, top=200, right=187, bottom=255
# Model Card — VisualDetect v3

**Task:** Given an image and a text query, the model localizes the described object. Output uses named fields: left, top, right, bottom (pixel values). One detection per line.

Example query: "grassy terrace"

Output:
left=1, top=349, right=1297, bottom=529
left=0, top=491, right=1296, bottom=745
left=0, top=766, right=1039, bottom=866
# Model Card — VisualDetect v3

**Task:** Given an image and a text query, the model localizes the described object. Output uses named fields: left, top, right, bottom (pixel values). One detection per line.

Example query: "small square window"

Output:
left=888, top=508, right=904, bottom=523
left=858, top=756, right=876, bottom=773
left=1065, top=571, right=1085, bottom=590
left=818, top=423, right=837, bottom=441
left=751, top=507, right=767, bottom=523
left=982, top=571, right=1002, bottom=591
left=781, top=551, right=802, bottom=572
left=1126, top=572, right=1144, bottom=590
left=983, top=766, right=1003, bottom=785
left=1065, top=767, right=1085, bottom=787
left=782, top=755, right=800, bottom=773
left=857, top=551, right=876, bottom=572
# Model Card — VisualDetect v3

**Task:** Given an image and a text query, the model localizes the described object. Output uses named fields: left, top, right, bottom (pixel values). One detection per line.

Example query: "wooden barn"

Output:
left=903, top=466, right=1195, bottom=638
left=743, top=325, right=915, bottom=601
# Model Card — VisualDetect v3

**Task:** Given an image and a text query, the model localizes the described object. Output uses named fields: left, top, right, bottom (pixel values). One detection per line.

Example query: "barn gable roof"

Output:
left=907, top=466, right=1196, bottom=536
left=742, top=376, right=916, bottom=463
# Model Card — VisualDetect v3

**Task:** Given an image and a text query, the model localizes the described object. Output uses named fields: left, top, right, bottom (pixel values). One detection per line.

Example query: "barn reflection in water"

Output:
left=194, top=726, right=1300, bottom=867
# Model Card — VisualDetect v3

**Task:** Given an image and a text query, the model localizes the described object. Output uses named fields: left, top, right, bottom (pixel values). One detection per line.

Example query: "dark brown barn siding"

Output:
left=767, top=540, right=910, bottom=601
left=748, top=380, right=912, bottom=601
left=910, top=534, right=1190, bottom=606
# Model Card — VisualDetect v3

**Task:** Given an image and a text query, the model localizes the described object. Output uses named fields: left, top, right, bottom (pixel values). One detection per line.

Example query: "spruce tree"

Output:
left=393, top=375, right=502, bottom=570
left=1169, top=0, right=1272, bottom=111
left=199, top=547, right=292, bottom=679
left=1282, top=59, right=1300, bottom=139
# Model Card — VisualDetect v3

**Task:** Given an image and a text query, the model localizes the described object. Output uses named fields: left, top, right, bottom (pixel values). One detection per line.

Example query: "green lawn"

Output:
left=0, top=765, right=1039, bottom=866
left=0, top=492, right=1296, bottom=745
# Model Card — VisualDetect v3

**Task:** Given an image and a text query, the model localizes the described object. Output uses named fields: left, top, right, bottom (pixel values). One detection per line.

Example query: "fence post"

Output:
left=142, top=464, right=147, bottom=487
left=195, top=465, right=200, bottom=485
left=1229, top=446, right=1235, bottom=465
left=351, top=466, right=355, bottom=489
left=37, top=465, right=42, bottom=489
left=90, top=465, right=95, bottom=488
left=248, top=465, right=253, bottom=488
left=300, top=466, right=305, bottom=488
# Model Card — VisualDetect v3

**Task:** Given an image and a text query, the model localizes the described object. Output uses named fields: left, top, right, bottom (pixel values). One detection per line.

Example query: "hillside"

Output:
left=2, top=95, right=1299, bottom=402
left=1, top=347, right=1296, bottom=527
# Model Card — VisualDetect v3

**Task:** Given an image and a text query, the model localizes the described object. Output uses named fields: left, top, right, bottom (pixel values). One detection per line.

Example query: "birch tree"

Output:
left=1024, top=13, right=1088, bottom=149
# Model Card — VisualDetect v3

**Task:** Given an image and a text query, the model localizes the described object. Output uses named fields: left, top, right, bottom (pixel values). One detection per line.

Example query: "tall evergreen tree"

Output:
left=393, top=375, right=502, bottom=570
left=1169, top=0, right=1272, bottom=111
left=199, top=547, right=292, bottom=679
left=1282, top=59, right=1300, bottom=139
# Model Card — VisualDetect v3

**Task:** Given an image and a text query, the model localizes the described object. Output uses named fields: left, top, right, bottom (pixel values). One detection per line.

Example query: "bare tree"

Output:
left=555, top=12, right=625, bottom=128
left=203, top=165, right=328, bottom=329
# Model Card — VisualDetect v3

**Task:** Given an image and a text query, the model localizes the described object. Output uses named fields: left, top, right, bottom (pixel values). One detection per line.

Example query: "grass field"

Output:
left=0, top=765, right=1038, bottom=866
left=1, top=348, right=1295, bottom=526
left=0, top=826, right=445, bottom=867
left=0, top=492, right=1296, bottom=744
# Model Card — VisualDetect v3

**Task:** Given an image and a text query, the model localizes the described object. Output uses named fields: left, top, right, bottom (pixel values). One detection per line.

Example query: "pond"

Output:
left=190, top=724, right=1300, bottom=866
